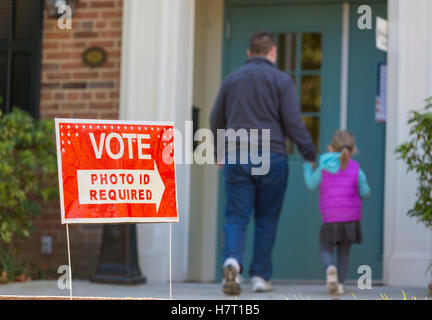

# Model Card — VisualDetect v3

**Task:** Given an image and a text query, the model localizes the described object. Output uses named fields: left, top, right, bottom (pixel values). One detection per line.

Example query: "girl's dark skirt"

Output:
left=319, top=221, right=362, bottom=244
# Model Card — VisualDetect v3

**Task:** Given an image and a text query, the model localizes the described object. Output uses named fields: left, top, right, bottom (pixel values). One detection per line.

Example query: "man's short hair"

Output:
left=249, top=31, right=276, bottom=56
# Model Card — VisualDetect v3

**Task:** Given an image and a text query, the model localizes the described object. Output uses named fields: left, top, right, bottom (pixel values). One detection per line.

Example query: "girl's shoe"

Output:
left=337, top=284, right=345, bottom=295
left=326, top=265, right=339, bottom=295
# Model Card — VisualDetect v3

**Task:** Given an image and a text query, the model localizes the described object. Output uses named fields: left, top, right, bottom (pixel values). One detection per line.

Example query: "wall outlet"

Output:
left=41, top=236, right=53, bottom=255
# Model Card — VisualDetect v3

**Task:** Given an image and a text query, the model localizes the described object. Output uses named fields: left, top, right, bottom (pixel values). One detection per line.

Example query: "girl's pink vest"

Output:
left=319, top=158, right=362, bottom=223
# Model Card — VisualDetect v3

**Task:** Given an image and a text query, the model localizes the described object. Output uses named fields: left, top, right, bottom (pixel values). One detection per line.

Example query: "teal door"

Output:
left=216, top=1, right=387, bottom=281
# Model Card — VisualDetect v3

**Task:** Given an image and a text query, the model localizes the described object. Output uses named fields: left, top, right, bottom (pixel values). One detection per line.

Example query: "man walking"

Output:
left=210, top=31, right=316, bottom=295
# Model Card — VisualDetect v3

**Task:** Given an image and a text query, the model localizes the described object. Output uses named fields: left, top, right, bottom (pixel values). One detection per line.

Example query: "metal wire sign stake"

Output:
left=66, top=224, right=73, bottom=300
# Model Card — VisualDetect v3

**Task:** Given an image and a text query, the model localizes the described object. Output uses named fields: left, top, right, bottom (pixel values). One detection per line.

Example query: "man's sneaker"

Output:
left=222, top=258, right=241, bottom=296
left=251, top=276, right=272, bottom=293
left=336, top=284, right=345, bottom=295
left=326, top=265, right=339, bottom=295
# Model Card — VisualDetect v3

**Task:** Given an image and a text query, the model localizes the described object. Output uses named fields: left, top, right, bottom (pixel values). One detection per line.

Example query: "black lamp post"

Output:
left=91, top=224, right=146, bottom=285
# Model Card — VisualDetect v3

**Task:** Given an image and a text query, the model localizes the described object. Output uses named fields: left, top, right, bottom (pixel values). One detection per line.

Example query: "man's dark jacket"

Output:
left=210, top=56, right=316, bottom=162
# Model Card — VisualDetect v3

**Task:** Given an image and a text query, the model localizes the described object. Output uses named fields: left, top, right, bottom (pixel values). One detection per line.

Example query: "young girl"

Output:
left=303, top=130, right=370, bottom=295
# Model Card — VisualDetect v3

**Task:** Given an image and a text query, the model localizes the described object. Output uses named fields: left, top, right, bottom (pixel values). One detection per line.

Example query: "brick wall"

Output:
left=18, top=0, right=123, bottom=279
left=40, top=0, right=122, bottom=120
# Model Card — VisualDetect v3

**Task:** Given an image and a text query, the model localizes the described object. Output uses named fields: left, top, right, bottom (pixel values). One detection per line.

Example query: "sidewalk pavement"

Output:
left=0, top=280, right=430, bottom=300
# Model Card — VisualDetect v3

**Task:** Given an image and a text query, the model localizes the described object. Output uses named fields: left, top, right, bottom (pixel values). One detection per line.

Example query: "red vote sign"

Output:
left=55, top=119, right=179, bottom=224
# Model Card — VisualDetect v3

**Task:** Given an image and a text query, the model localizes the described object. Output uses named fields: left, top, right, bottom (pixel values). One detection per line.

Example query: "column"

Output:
left=119, top=0, right=195, bottom=281
left=384, top=0, right=432, bottom=286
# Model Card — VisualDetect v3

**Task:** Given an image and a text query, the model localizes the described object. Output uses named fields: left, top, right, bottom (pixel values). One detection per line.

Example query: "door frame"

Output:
left=213, top=0, right=387, bottom=282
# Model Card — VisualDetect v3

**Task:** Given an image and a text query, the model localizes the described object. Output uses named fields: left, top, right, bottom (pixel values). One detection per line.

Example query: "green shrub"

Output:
left=0, top=107, right=58, bottom=282
left=395, top=97, right=432, bottom=229
left=396, top=97, right=432, bottom=285
left=0, top=246, right=31, bottom=283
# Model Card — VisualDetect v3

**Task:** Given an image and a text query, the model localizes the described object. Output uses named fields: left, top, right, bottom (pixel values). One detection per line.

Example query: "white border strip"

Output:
left=55, top=119, right=67, bottom=224
left=55, top=118, right=174, bottom=126
left=340, top=2, right=350, bottom=130
left=63, top=217, right=179, bottom=224
left=55, top=118, right=179, bottom=225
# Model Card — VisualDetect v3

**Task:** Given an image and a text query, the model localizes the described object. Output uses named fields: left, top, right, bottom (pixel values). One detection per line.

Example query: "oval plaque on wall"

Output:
left=82, top=47, right=107, bottom=68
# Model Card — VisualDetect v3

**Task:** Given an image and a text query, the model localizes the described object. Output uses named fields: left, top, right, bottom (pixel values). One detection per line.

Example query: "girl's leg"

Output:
left=336, top=243, right=352, bottom=284
left=319, top=242, right=335, bottom=269
left=321, top=242, right=339, bottom=294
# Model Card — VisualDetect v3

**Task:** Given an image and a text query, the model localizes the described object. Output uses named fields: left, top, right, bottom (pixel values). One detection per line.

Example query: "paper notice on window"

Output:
left=376, top=17, right=388, bottom=52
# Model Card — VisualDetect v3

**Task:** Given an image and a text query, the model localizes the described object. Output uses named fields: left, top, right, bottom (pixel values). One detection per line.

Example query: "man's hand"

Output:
left=217, top=164, right=224, bottom=170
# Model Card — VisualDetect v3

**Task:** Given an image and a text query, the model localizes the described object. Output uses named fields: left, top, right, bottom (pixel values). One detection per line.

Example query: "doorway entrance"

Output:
left=216, top=1, right=387, bottom=281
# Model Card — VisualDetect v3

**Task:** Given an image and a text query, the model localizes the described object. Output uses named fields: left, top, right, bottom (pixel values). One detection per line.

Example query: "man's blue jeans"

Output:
left=222, top=152, right=288, bottom=281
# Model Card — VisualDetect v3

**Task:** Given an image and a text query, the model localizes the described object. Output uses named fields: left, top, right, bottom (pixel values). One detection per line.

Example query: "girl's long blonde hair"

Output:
left=330, top=130, right=356, bottom=171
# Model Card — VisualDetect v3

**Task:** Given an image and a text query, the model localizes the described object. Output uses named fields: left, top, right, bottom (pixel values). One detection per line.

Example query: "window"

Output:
left=0, top=0, right=43, bottom=117
left=278, top=32, right=322, bottom=154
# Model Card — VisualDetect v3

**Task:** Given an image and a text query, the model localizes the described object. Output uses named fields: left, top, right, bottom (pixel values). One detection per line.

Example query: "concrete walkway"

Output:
left=0, top=280, right=430, bottom=300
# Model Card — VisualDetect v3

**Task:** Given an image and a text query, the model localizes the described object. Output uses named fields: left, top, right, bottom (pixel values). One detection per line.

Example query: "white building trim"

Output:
left=189, top=0, right=224, bottom=281
left=120, top=0, right=196, bottom=282
left=383, top=0, right=432, bottom=286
